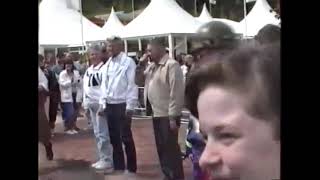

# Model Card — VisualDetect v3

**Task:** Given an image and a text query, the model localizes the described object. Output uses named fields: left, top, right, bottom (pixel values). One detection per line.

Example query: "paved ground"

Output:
left=39, top=112, right=192, bottom=180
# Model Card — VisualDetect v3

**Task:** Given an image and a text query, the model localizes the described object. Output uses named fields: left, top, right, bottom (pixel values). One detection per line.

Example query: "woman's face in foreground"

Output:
left=197, top=86, right=280, bottom=180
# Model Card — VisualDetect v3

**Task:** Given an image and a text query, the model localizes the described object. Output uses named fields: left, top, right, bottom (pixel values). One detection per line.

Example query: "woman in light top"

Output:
left=58, top=58, right=83, bottom=135
left=82, top=45, right=113, bottom=171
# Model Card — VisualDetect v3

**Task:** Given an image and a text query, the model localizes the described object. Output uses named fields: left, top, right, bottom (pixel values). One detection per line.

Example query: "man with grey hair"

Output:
left=98, top=36, right=138, bottom=174
left=83, top=44, right=113, bottom=172
left=140, top=37, right=185, bottom=180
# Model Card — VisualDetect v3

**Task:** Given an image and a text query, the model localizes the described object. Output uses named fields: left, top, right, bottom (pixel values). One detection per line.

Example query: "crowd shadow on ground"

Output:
left=51, top=129, right=94, bottom=143
left=39, top=159, right=104, bottom=180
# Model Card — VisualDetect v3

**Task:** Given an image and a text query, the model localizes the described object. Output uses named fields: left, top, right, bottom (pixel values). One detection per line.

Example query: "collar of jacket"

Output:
left=92, top=62, right=104, bottom=70
left=158, top=54, right=169, bottom=66
left=110, top=52, right=123, bottom=62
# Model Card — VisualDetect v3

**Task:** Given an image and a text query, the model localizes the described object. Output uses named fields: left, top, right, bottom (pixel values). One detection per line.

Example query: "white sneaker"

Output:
left=91, top=161, right=100, bottom=168
left=71, top=130, right=78, bottom=134
left=94, top=161, right=113, bottom=171
left=65, top=130, right=76, bottom=135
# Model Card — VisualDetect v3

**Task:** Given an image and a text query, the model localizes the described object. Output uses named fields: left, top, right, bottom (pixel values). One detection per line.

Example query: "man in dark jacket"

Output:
left=47, top=54, right=64, bottom=131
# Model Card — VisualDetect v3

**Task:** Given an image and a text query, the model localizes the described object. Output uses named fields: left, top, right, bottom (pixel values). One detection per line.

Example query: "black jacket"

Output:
left=46, top=69, right=60, bottom=92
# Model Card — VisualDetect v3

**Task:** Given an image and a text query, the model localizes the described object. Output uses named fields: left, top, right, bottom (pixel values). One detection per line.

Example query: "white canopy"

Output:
left=39, top=0, right=106, bottom=46
left=196, top=4, right=214, bottom=23
left=120, top=0, right=202, bottom=39
left=102, top=7, right=125, bottom=38
left=196, top=4, right=242, bottom=34
left=239, top=0, right=280, bottom=37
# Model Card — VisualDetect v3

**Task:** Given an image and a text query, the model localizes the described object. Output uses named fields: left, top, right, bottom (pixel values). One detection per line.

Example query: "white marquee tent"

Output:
left=102, top=7, right=125, bottom=38
left=239, top=0, right=280, bottom=37
left=196, top=4, right=242, bottom=34
left=121, top=0, right=202, bottom=38
left=120, top=0, right=202, bottom=57
left=39, top=0, right=105, bottom=46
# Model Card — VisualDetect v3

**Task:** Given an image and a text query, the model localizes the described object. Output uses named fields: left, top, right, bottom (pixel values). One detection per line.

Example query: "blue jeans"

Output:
left=88, top=103, right=113, bottom=164
left=61, top=102, right=75, bottom=130
left=61, top=93, right=79, bottom=130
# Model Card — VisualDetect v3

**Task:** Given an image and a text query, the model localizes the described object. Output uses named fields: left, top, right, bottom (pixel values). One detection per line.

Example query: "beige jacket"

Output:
left=144, top=54, right=185, bottom=117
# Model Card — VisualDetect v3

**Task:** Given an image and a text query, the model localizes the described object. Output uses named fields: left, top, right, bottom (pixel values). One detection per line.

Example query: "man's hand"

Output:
left=126, top=109, right=134, bottom=118
left=97, top=106, right=105, bottom=116
left=139, top=53, right=150, bottom=65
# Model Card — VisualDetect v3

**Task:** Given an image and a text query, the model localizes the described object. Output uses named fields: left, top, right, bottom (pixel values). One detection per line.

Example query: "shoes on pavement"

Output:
left=65, top=130, right=76, bottom=135
left=73, top=126, right=81, bottom=132
left=91, top=161, right=100, bottom=168
left=71, top=130, right=79, bottom=134
left=94, top=161, right=113, bottom=171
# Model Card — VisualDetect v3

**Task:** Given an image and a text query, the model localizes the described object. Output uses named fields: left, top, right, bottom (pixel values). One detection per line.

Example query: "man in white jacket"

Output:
left=83, top=45, right=113, bottom=172
left=99, top=36, right=138, bottom=174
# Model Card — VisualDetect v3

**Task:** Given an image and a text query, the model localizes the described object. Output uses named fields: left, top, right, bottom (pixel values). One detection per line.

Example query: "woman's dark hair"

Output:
left=63, top=57, right=75, bottom=71
left=56, top=53, right=65, bottom=59
left=185, top=43, right=280, bottom=139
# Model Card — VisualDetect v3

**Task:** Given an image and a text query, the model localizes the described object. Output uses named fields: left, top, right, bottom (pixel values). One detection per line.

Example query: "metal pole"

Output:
left=79, top=0, right=85, bottom=51
left=194, top=0, right=197, bottom=16
left=184, top=36, right=188, bottom=54
left=138, top=38, right=142, bottom=51
left=243, top=0, right=248, bottom=38
left=209, top=2, right=212, bottom=15
left=132, top=0, right=135, bottom=20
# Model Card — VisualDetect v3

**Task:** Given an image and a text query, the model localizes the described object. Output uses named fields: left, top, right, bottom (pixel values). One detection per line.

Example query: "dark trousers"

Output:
left=153, top=117, right=184, bottom=180
left=49, top=91, right=60, bottom=129
left=71, top=93, right=80, bottom=125
left=106, top=103, right=137, bottom=172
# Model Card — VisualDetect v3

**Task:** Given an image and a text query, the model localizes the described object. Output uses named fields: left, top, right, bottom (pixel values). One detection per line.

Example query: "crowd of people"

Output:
left=38, top=20, right=280, bottom=180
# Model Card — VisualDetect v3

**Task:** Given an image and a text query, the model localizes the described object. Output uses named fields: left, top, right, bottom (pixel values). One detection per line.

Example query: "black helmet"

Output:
left=190, top=21, right=240, bottom=53
left=255, top=24, right=281, bottom=44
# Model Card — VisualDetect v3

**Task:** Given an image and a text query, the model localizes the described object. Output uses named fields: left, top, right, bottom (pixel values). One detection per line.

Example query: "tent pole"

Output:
left=168, top=34, right=174, bottom=59
left=138, top=38, right=142, bottom=51
left=124, top=40, right=128, bottom=54
left=194, top=0, right=197, bottom=16
left=184, top=36, right=188, bottom=54
left=243, top=0, right=248, bottom=38
left=79, top=0, right=85, bottom=51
